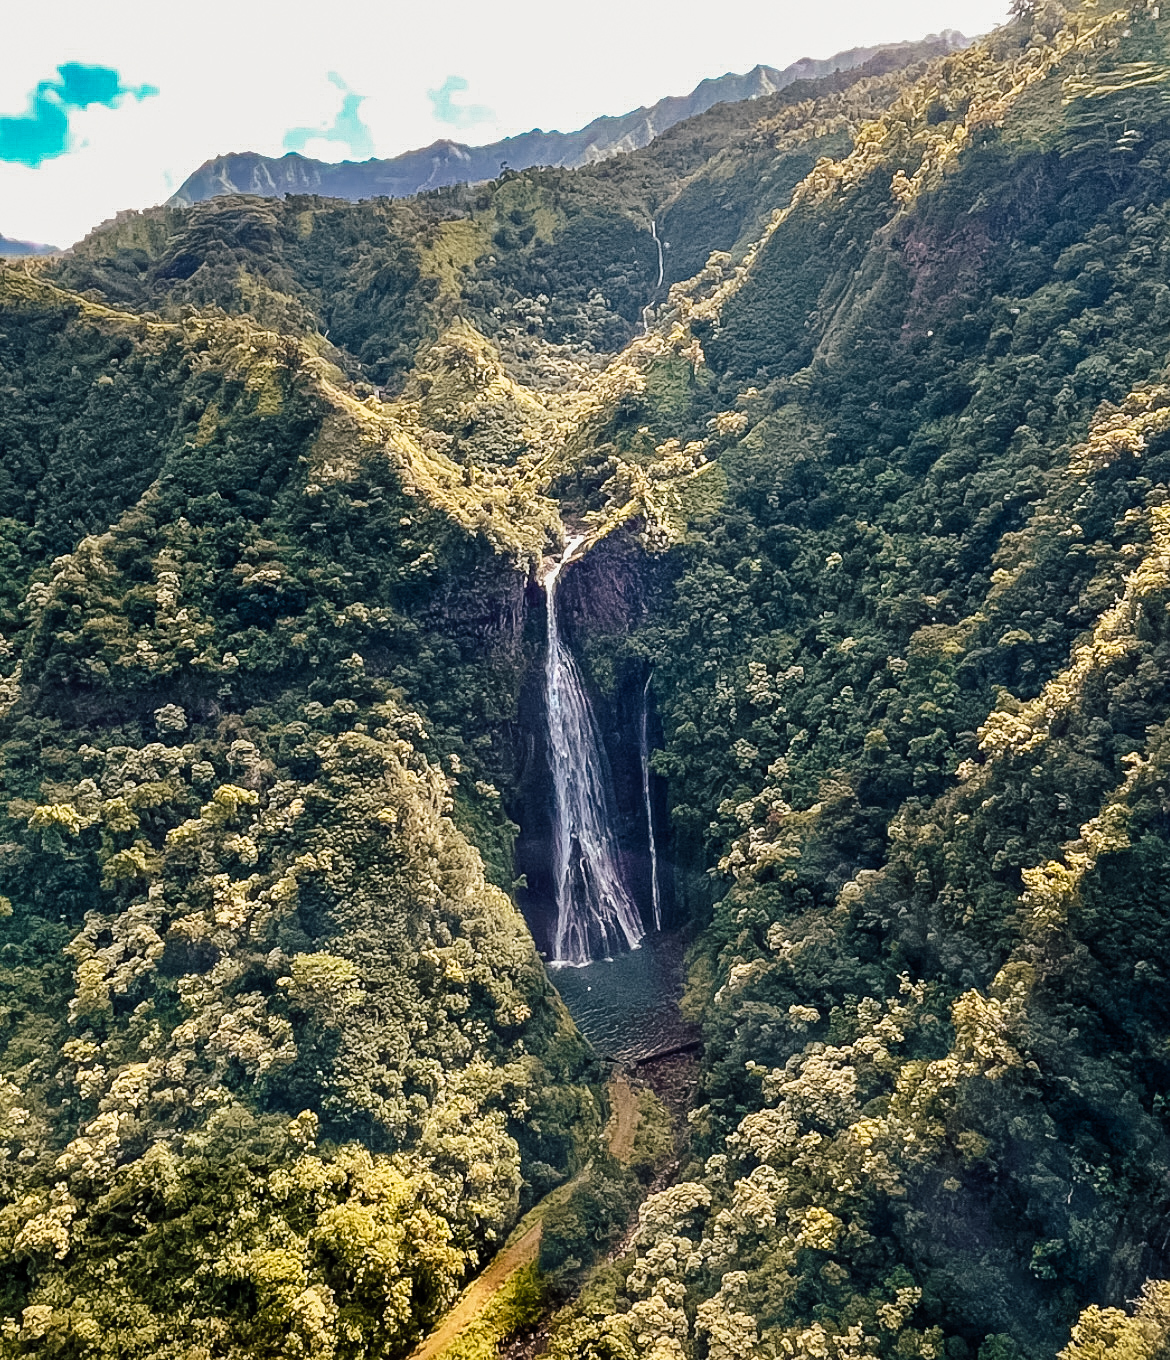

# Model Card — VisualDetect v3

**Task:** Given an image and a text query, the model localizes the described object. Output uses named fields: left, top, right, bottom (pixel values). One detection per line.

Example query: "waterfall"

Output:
left=641, top=218, right=665, bottom=333
left=544, top=538, right=645, bottom=966
left=640, top=673, right=662, bottom=933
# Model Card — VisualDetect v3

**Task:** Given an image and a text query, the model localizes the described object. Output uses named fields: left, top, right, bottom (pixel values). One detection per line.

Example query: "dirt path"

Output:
left=411, top=1218, right=544, bottom=1360
left=606, top=1072, right=638, bottom=1162
left=409, top=1074, right=638, bottom=1360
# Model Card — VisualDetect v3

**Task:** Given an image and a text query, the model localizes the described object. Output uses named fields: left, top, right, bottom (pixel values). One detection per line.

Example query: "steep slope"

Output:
left=5, top=4, right=1170, bottom=1360
left=0, top=270, right=600, bottom=1358
left=170, top=36, right=968, bottom=209
left=541, top=4, right=1170, bottom=1358
left=48, top=39, right=959, bottom=395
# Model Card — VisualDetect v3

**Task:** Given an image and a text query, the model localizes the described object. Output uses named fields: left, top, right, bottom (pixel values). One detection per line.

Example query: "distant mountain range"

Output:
left=171, top=32, right=969, bottom=208
left=0, top=234, right=58, bottom=258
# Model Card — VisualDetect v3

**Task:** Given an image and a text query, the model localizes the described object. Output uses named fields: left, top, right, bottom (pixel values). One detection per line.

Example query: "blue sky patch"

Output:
left=283, top=73, right=375, bottom=160
left=0, top=63, right=158, bottom=167
left=428, top=75, right=493, bottom=131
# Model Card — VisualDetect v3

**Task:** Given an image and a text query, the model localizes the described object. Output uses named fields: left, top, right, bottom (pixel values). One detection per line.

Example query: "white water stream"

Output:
left=641, top=218, right=665, bottom=333
left=544, top=537, right=645, bottom=966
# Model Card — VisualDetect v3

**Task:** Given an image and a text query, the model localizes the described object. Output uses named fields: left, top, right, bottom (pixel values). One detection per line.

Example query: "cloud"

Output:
left=428, top=75, right=494, bottom=131
left=0, top=64, right=158, bottom=168
left=283, top=73, right=375, bottom=160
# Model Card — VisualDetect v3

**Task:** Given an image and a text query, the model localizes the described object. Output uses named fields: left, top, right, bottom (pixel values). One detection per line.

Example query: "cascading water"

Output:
left=544, top=537, right=645, bottom=966
left=640, top=673, right=663, bottom=933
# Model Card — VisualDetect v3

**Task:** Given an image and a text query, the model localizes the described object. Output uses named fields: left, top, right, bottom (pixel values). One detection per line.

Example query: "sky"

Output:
left=1, top=0, right=1012, bottom=250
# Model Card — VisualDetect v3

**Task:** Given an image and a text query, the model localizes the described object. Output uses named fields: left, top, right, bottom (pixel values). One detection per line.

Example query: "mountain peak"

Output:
left=170, top=32, right=969, bottom=209
left=0, top=233, right=59, bottom=258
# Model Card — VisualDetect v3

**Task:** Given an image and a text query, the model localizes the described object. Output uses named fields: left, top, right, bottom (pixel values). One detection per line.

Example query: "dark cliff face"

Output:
left=556, top=530, right=650, bottom=648
left=413, top=538, right=531, bottom=761
left=388, top=539, right=539, bottom=892
left=512, top=532, right=676, bottom=953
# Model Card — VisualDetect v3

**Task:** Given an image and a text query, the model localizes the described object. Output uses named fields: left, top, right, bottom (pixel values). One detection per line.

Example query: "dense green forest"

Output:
left=3, top=2, right=1170, bottom=1356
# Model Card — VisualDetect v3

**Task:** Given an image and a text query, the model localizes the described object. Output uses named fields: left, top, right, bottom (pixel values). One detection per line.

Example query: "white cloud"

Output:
left=0, top=0, right=1012, bottom=248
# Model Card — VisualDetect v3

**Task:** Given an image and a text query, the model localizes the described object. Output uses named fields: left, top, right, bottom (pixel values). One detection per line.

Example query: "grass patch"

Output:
left=419, top=220, right=489, bottom=299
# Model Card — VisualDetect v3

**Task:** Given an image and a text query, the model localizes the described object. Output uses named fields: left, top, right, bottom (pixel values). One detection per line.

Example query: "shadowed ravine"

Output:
left=543, top=538, right=645, bottom=966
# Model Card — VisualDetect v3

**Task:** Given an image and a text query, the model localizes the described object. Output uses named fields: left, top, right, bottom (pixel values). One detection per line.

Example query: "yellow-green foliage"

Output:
left=418, top=220, right=491, bottom=299
left=0, top=267, right=601, bottom=1352
left=1, top=1114, right=470, bottom=1359
left=489, top=176, right=563, bottom=244
left=682, top=0, right=1144, bottom=330
left=7, top=8, right=1170, bottom=1360
left=1060, top=1281, right=1170, bottom=1360
left=0, top=699, right=589, bottom=1357
left=629, top=1089, right=674, bottom=1183
left=433, top=1264, right=547, bottom=1360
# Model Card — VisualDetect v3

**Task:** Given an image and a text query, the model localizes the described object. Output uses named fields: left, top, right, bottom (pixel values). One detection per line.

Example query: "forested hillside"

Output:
left=3, top=3, right=1170, bottom=1357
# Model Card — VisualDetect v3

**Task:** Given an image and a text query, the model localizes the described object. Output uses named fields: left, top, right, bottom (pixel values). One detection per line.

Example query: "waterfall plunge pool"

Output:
left=548, top=931, right=695, bottom=1064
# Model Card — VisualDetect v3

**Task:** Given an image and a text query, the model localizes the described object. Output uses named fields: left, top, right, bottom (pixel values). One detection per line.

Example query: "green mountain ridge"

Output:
left=3, top=2, right=1170, bottom=1357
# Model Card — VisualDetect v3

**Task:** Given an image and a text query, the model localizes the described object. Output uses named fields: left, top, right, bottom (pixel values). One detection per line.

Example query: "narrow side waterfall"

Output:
left=545, top=539, right=645, bottom=966
left=640, top=673, right=663, bottom=933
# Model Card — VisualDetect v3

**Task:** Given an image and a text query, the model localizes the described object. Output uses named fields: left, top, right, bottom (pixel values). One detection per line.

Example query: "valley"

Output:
left=2, top=4, right=1170, bottom=1357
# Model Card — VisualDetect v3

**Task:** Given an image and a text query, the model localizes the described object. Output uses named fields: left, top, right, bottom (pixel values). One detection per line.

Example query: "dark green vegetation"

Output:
left=4, top=2, right=1170, bottom=1357
left=0, top=279, right=595, bottom=1356
left=539, top=1088, right=674, bottom=1284
left=48, top=34, right=956, bottom=391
